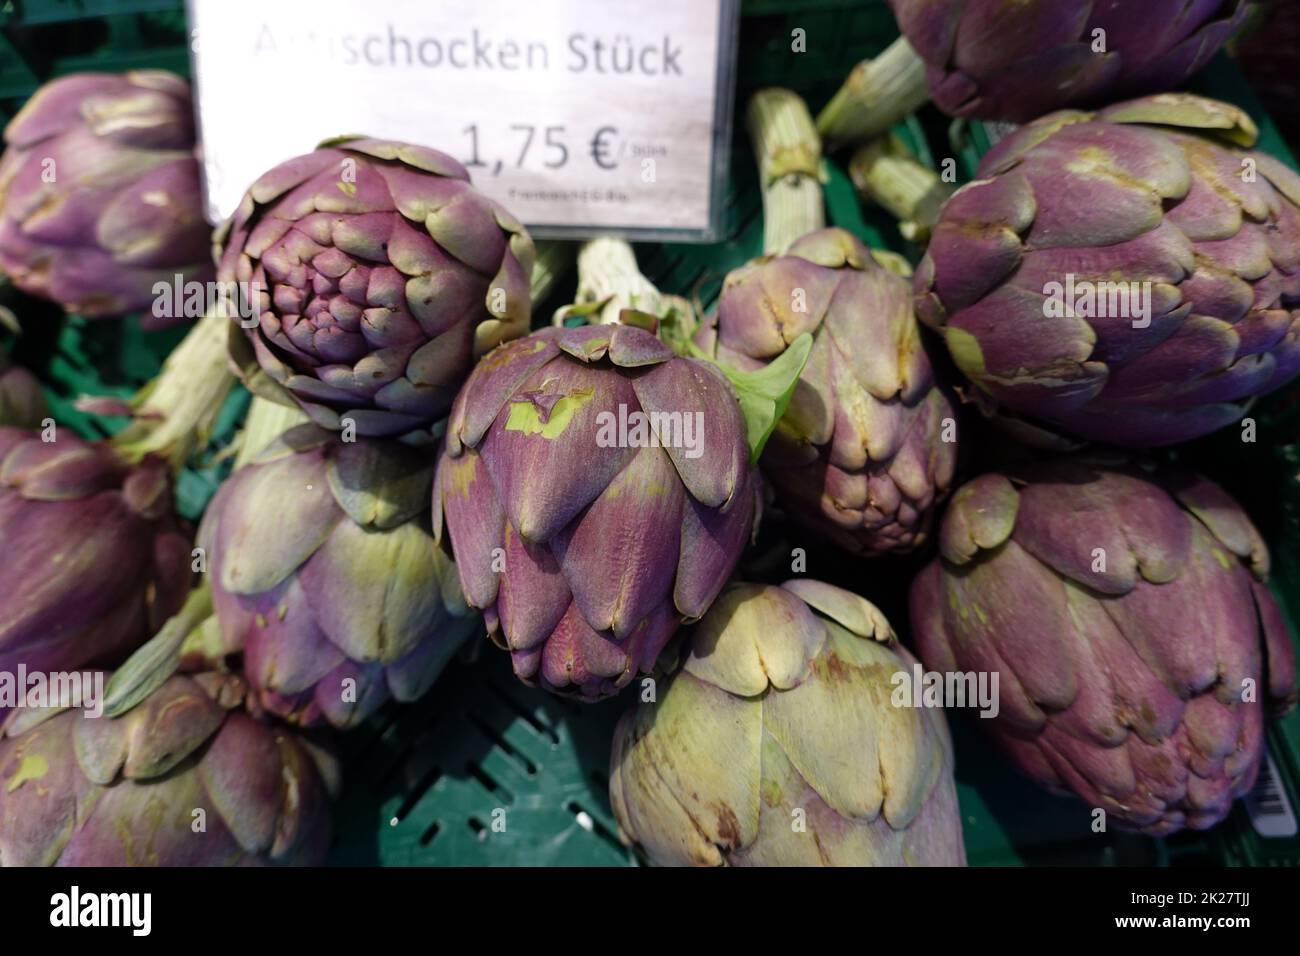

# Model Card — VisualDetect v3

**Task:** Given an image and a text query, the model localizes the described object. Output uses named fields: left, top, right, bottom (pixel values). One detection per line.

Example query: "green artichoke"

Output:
left=198, top=420, right=476, bottom=727
left=911, top=459, right=1298, bottom=834
left=916, top=94, right=1300, bottom=446
left=0, top=71, right=212, bottom=321
left=219, top=138, right=535, bottom=439
left=610, top=580, right=965, bottom=866
left=0, top=671, right=337, bottom=865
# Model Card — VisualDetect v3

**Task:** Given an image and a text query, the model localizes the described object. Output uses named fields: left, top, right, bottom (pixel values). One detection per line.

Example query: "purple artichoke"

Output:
left=610, top=580, right=966, bottom=866
left=198, top=423, right=476, bottom=728
left=915, top=94, right=1300, bottom=446
left=696, top=228, right=957, bottom=554
left=893, top=0, right=1253, bottom=123
left=0, top=671, right=337, bottom=865
left=0, top=71, right=212, bottom=320
left=0, top=427, right=190, bottom=677
left=218, top=138, right=535, bottom=439
left=911, top=459, right=1298, bottom=835
left=434, top=322, right=759, bottom=700
left=0, top=356, right=46, bottom=430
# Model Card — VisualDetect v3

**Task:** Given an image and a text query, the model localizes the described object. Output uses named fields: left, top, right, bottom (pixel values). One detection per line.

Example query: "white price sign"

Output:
left=188, top=0, right=739, bottom=240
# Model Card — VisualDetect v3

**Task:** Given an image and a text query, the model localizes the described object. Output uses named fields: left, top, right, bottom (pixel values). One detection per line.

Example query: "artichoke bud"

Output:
left=912, top=459, right=1299, bottom=834
left=200, top=427, right=475, bottom=727
left=610, top=580, right=965, bottom=866
left=0, top=71, right=213, bottom=321
left=917, top=92, right=1300, bottom=446
left=698, top=227, right=958, bottom=554
left=218, top=138, right=536, bottom=441
left=0, top=671, right=337, bottom=865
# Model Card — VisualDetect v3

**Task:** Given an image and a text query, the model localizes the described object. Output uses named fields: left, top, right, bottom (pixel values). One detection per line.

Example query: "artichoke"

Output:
left=697, top=90, right=956, bottom=554
left=0, top=71, right=212, bottom=321
left=0, top=355, right=46, bottom=429
left=700, top=228, right=958, bottom=554
left=910, top=459, right=1298, bottom=835
left=609, top=580, right=966, bottom=866
left=915, top=94, right=1300, bottom=446
left=218, top=138, right=535, bottom=439
left=0, top=670, right=337, bottom=865
left=896, top=0, right=1251, bottom=122
left=817, top=1, right=1254, bottom=145
left=0, top=427, right=190, bottom=677
left=434, top=321, right=759, bottom=700
left=197, top=417, right=475, bottom=728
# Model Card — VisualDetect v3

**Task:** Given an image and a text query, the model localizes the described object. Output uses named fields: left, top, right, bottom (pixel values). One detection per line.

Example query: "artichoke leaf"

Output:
left=716, top=331, right=813, bottom=464
left=780, top=579, right=893, bottom=642
left=225, top=318, right=301, bottom=410
left=102, top=585, right=214, bottom=719
left=327, top=439, right=432, bottom=530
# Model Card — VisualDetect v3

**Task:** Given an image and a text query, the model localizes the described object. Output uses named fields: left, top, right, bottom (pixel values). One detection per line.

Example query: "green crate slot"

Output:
left=329, top=648, right=635, bottom=867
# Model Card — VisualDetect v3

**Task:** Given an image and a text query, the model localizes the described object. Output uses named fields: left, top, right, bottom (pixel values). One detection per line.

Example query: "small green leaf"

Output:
left=657, top=299, right=704, bottom=360
left=717, top=332, right=812, bottom=464
left=617, top=308, right=660, bottom=331
left=553, top=296, right=612, bottom=326
left=102, top=585, right=213, bottom=718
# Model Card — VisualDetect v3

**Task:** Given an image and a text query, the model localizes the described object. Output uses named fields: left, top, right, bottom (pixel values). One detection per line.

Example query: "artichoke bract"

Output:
left=0, top=356, right=46, bottom=429
left=610, top=580, right=966, bottom=866
left=0, top=71, right=212, bottom=321
left=0, top=671, right=337, bottom=865
left=0, top=427, right=190, bottom=677
left=911, top=460, right=1298, bottom=835
left=434, top=322, right=759, bottom=701
left=197, top=421, right=476, bottom=728
left=916, top=95, right=1300, bottom=446
left=700, top=228, right=958, bottom=554
left=218, top=138, right=535, bottom=439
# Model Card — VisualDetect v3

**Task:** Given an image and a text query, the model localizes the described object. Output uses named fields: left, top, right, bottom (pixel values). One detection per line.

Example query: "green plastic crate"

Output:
left=0, top=1, right=190, bottom=121
left=3, top=0, right=1299, bottom=867
left=13, top=0, right=180, bottom=24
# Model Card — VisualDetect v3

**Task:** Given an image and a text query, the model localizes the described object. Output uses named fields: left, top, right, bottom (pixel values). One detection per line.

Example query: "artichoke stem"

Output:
left=763, top=176, right=826, bottom=256
left=234, top=395, right=309, bottom=469
left=111, top=308, right=235, bottom=471
left=748, top=88, right=825, bottom=254
left=816, top=36, right=929, bottom=148
left=530, top=240, right=576, bottom=307
left=849, top=136, right=954, bottom=244
left=557, top=238, right=665, bottom=326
